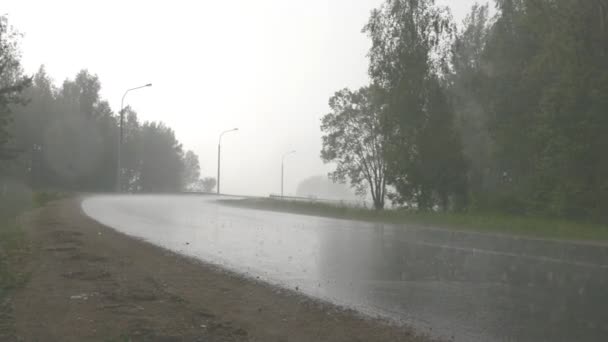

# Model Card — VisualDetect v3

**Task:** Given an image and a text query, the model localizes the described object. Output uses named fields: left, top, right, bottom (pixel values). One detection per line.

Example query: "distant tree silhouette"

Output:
left=182, top=150, right=200, bottom=189
left=295, top=175, right=355, bottom=200
left=200, top=177, right=217, bottom=193
left=5, top=64, right=198, bottom=192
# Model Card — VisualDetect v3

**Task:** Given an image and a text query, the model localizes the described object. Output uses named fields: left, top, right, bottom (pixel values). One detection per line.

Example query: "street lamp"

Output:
left=116, top=83, right=152, bottom=192
left=217, top=128, right=239, bottom=195
left=281, top=150, right=296, bottom=199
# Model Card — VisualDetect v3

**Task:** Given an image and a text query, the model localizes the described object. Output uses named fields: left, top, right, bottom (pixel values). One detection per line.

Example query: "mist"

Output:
left=4, top=0, right=480, bottom=197
left=4, top=2, right=608, bottom=341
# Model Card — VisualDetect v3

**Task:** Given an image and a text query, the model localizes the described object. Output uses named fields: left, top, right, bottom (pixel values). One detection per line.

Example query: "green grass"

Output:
left=0, top=186, right=39, bottom=339
left=0, top=188, right=68, bottom=292
left=221, top=198, right=608, bottom=242
left=32, top=190, right=69, bottom=208
left=0, top=219, right=28, bottom=295
left=0, top=218, right=27, bottom=340
left=0, top=186, right=69, bottom=339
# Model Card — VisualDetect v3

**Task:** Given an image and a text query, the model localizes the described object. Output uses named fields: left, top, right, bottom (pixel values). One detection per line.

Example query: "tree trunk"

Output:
left=373, top=199, right=384, bottom=210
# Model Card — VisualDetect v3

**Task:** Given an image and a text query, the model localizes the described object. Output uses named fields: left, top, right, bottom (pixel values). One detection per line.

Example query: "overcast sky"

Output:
left=4, top=0, right=485, bottom=196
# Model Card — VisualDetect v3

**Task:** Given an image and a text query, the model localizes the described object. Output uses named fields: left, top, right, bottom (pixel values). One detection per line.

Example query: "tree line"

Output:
left=0, top=15, right=200, bottom=193
left=322, top=0, right=608, bottom=223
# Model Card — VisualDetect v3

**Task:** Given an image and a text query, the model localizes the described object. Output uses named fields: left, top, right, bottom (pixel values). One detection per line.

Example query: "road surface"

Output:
left=82, top=194, right=608, bottom=342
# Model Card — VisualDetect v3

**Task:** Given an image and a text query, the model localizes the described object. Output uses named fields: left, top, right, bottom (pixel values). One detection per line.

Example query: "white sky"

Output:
left=4, top=0, right=483, bottom=196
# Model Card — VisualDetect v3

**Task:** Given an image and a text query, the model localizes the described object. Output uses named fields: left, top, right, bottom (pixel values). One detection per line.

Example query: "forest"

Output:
left=0, top=16, right=200, bottom=193
left=321, top=0, right=608, bottom=223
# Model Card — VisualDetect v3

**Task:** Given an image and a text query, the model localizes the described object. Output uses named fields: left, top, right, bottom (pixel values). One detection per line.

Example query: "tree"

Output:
left=481, top=0, right=608, bottom=219
left=0, top=15, right=31, bottom=158
left=450, top=4, right=495, bottom=204
left=7, top=66, right=53, bottom=185
left=321, top=86, right=388, bottom=210
left=121, top=107, right=141, bottom=192
left=364, top=0, right=467, bottom=210
left=0, top=17, right=195, bottom=193
left=182, top=150, right=200, bottom=189
left=5, top=62, right=192, bottom=193
left=41, top=70, right=109, bottom=190
left=295, top=175, right=356, bottom=200
left=137, top=122, right=185, bottom=192
left=199, top=177, right=217, bottom=193
left=437, top=0, right=608, bottom=220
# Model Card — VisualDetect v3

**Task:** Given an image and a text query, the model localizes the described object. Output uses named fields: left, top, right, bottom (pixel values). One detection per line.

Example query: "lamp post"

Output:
left=281, top=150, right=296, bottom=199
left=116, top=83, right=152, bottom=192
left=217, top=128, right=239, bottom=195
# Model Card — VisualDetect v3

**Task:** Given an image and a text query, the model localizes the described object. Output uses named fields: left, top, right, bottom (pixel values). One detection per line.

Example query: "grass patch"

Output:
left=0, top=185, right=35, bottom=340
left=33, top=190, right=69, bottom=208
left=0, top=188, right=68, bottom=295
left=0, top=219, right=29, bottom=340
left=104, top=335, right=133, bottom=342
left=0, top=220, right=29, bottom=294
left=221, top=198, right=608, bottom=242
left=0, top=184, right=69, bottom=339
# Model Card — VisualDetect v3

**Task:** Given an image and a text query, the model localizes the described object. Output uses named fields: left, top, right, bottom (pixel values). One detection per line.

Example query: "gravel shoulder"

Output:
left=13, top=197, right=435, bottom=342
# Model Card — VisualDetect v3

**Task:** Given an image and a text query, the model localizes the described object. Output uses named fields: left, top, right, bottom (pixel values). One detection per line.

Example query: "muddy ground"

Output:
left=8, top=198, right=437, bottom=342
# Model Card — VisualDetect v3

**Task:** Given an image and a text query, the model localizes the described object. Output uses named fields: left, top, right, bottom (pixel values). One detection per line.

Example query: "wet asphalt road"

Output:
left=82, top=195, right=608, bottom=342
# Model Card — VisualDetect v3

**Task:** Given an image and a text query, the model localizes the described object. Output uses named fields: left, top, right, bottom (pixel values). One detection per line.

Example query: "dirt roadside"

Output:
left=12, top=198, right=437, bottom=342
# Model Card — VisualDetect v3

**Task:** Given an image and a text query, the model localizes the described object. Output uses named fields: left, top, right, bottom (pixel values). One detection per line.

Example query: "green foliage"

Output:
left=0, top=15, right=32, bottom=152
left=450, top=3, right=495, bottom=198
left=0, top=185, right=31, bottom=340
left=0, top=15, right=197, bottom=193
left=350, top=0, right=467, bottom=211
left=118, top=112, right=196, bottom=193
left=6, top=67, right=119, bottom=190
left=4, top=66, right=198, bottom=193
left=451, top=0, right=608, bottom=222
left=137, top=122, right=186, bottom=192
left=329, top=0, right=608, bottom=224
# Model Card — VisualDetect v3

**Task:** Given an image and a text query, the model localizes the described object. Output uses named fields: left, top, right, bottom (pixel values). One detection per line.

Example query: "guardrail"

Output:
left=268, top=194, right=368, bottom=208
left=179, top=191, right=368, bottom=208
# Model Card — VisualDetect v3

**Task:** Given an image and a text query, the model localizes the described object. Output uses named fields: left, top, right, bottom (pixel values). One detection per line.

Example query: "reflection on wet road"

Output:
left=82, top=195, right=608, bottom=342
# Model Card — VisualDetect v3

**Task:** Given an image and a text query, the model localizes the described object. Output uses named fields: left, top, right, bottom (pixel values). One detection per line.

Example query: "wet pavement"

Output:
left=81, top=194, right=608, bottom=342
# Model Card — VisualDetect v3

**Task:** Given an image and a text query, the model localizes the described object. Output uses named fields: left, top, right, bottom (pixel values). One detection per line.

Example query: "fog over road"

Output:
left=82, top=195, right=608, bottom=342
